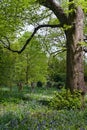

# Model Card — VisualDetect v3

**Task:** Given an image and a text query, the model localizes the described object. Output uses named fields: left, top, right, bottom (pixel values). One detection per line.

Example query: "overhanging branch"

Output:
left=1, top=24, right=62, bottom=53
left=39, top=0, right=68, bottom=25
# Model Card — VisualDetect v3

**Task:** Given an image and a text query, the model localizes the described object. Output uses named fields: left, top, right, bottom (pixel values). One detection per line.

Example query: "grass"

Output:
left=0, top=86, right=87, bottom=130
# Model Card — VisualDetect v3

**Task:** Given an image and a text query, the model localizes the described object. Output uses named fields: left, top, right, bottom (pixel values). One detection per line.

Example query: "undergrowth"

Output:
left=0, top=87, right=87, bottom=130
left=0, top=109, right=87, bottom=130
left=49, top=89, right=82, bottom=110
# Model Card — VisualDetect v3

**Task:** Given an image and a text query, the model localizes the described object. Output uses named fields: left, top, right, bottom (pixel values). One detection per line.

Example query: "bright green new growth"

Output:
left=50, top=89, right=82, bottom=109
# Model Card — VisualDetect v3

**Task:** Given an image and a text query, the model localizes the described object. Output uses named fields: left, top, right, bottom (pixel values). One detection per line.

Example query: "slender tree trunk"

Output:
left=25, top=53, right=29, bottom=85
left=26, top=65, right=29, bottom=85
left=65, top=7, right=86, bottom=93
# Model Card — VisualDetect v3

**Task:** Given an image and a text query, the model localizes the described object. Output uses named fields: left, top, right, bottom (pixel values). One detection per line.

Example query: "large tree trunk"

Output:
left=39, top=0, right=86, bottom=93
left=65, top=7, right=86, bottom=93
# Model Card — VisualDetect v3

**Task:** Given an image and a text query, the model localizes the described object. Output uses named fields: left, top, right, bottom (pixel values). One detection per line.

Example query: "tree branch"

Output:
left=39, top=0, right=68, bottom=25
left=51, top=48, right=66, bottom=57
left=1, top=24, right=62, bottom=53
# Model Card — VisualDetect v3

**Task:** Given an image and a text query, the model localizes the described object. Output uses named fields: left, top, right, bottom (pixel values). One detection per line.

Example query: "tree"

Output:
left=13, top=32, right=48, bottom=84
left=38, top=0, right=87, bottom=93
left=0, top=0, right=87, bottom=93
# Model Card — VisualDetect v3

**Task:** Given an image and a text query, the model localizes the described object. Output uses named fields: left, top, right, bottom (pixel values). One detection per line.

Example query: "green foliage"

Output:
left=75, top=0, right=87, bottom=13
left=0, top=0, right=25, bottom=37
left=0, top=32, right=48, bottom=86
left=14, top=32, right=48, bottom=83
left=50, top=89, right=82, bottom=110
left=0, top=46, right=16, bottom=86
left=63, top=24, right=72, bottom=30
left=52, top=73, right=66, bottom=82
left=49, top=18, right=60, bottom=24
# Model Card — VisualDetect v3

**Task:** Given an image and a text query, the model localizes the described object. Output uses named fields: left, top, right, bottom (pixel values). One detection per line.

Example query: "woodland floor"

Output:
left=0, top=86, right=87, bottom=130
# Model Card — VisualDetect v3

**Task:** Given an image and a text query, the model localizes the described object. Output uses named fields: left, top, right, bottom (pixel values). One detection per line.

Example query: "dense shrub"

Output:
left=49, top=89, right=82, bottom=110
left=37, top=81, right=43, bottom=87
left=49, top=73, right=66, bottom=83
left=47, top=73, right=66, bottom=89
